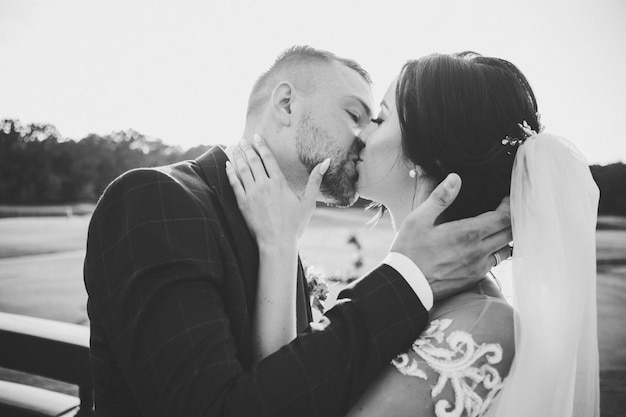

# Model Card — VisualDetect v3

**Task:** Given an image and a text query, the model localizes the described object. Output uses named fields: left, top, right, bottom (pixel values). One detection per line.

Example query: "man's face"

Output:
left=295, top=63, right=374, bottom=207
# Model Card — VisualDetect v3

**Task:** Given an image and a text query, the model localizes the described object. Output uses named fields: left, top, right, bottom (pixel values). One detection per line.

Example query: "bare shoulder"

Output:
left=347, top=279, right=515, bottom=417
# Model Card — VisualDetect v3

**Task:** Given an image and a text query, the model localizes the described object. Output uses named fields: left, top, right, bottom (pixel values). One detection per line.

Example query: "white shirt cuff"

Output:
left=383, top=252, right=433, bottom=311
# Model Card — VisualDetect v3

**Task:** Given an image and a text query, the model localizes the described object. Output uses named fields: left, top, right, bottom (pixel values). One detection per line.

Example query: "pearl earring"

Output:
left=409, top=168, right=417, bottom=178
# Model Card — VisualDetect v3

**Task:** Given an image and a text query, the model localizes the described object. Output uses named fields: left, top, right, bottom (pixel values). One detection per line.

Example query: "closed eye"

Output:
left=347, top=111, right=360, bottom=124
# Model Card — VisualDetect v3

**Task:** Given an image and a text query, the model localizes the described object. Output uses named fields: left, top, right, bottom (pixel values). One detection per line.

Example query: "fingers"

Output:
left=302, top=158, right=330, bottom=203
left=497, top=244, right=513, bottom=262
left=480, top=225, right=513, bottom=255
left=496, top=196, right=511, bottom=214
left=236, top=134, right=286, bottom=184
left=232, top=147, right=255, bottom=187
left=239, top=139, right=268, bottom=182
left=225, top=161, right=247, bottom=203
left=454, top=196, right=511, bottom=239
left=483, top=196, right=511, bottom=236
left=252, top=134, right=283, bottom=179
left=487, top=244, right=514, bottom=268
left=409, top=173, right=461, bottom=226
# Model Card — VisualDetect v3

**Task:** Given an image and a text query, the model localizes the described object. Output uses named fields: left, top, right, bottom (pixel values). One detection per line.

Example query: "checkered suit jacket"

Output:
left=84, top=146, right=428, bottom=417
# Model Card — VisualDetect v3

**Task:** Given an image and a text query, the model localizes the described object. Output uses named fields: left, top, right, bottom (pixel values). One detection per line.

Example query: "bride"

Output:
left=226, top=52, right=600, bottom=416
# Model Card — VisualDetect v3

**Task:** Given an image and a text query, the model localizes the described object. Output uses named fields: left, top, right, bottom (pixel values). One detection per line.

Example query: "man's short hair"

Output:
left=246, top=45, right=371, bottom=118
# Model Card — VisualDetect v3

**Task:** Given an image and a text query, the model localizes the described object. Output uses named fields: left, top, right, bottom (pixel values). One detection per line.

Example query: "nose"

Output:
left=359, top=119, right=377, bottom=144
left=355, top=137, right=365, bottom=153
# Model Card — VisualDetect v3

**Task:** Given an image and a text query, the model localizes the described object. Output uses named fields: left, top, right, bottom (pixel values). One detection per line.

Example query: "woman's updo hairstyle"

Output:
left=396, top=52, right=540, bottom=222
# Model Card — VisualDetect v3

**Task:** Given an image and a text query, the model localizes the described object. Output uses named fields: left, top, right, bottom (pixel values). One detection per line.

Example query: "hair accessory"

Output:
left=501, top=116, right=545, bottom=151
left=501, top=136, right=524, bottom=147
left=536, top=112, right=543, bottom=131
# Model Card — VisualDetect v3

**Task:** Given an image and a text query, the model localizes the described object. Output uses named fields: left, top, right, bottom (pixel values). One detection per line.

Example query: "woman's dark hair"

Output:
left=396, top=52, right=540, bottom=222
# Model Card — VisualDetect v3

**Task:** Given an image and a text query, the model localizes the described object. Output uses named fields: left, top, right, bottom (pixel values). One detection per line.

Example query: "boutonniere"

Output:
left=303, top=262, right=329, bottom=315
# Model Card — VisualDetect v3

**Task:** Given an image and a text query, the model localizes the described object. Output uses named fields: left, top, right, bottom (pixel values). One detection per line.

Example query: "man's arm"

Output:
left=85, top=168, right=428, bottom=417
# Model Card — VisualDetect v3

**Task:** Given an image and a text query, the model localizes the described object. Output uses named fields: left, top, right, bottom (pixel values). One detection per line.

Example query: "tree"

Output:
left=2, top=118, right=622, bottom=213
left=591, top=163, right=626, bottom=216
left=0, top=119, right=215, bottom=204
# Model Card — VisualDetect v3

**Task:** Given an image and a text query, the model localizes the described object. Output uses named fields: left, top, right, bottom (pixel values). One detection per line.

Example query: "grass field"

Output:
left=0, top=208, right=625, bottom=414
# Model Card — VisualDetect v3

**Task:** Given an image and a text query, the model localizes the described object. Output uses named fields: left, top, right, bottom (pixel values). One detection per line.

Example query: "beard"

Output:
left=295, top=113, right=360, bottom=207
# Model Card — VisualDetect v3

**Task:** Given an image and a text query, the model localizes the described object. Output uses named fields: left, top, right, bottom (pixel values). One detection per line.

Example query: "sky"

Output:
left=1, top=0, right=625, bottom=164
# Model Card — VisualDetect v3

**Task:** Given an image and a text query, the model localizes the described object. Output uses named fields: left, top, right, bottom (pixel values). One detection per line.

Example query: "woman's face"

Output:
left=357, top=78, right=414, bottom=204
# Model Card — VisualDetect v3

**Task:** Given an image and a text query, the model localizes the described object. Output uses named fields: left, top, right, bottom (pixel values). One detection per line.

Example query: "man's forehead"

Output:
left=333, top=64, right=374, bottom=110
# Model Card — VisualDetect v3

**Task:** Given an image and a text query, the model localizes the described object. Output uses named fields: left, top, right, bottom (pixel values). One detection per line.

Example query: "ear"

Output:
left=270, top=82, right=295, bottom=127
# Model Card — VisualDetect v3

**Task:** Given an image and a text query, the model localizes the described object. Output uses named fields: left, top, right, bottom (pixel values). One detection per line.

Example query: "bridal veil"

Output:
left=487, top=132, right=600, bottom=416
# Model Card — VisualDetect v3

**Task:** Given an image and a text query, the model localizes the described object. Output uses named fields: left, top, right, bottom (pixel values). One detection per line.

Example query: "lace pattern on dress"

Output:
left=392, top=319, right=504, bottom=417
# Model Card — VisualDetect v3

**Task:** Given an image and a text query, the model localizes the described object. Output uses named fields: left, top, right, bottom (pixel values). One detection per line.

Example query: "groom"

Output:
left=84, top=46, right=512, bottom=417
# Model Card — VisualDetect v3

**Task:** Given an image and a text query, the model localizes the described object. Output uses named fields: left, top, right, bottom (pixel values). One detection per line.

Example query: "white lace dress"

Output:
left=347, top=278, right=515, bottom=417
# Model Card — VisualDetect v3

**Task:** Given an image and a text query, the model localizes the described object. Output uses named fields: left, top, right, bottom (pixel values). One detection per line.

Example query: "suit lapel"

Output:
left=195, top=146, right=312, bottom=332
left=297, top=260, right=313, bottom=331
left=195, top=147, right=259, bottom=315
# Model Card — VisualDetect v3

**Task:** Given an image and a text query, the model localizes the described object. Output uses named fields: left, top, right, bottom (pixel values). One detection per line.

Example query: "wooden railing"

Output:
left=0, top=312, right=93, bottom=416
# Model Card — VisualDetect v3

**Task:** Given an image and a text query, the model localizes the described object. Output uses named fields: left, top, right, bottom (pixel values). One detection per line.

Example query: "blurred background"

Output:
left=1, top=0, right=625, bottom=415
left=1, top=0, right=625, bottom=164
